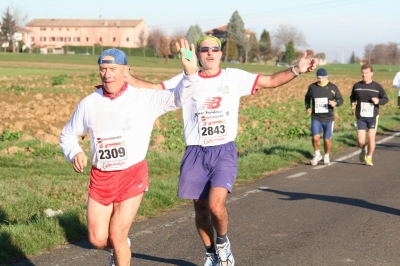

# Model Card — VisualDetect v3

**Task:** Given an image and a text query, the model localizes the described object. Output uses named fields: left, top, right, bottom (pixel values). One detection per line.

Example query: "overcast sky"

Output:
left=1, top=0, right=398, bottom=63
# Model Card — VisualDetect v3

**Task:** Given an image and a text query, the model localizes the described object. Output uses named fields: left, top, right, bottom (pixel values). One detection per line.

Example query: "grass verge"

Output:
left=1, top=108, right=399, bottom=263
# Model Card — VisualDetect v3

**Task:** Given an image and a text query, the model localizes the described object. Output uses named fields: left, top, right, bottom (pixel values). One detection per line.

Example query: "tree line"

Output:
left=146, top=10, right=316, bottom=65
left=1, top=6, right=399, bottom=66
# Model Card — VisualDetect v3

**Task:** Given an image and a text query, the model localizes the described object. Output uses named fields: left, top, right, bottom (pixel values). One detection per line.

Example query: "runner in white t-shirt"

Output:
left=126, top=35, right=317, bottom=266
left=60, top=41, right=198, bottom=266
left=392, top=71, right=400, bottom=107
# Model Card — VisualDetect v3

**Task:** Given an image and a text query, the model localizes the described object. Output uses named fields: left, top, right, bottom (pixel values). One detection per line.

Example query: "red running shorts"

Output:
left=88, top=160, right=149, bottom=206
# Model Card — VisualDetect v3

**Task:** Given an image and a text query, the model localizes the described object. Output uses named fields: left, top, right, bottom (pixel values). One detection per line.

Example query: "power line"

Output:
left=148, top=0, right=371, bottom=31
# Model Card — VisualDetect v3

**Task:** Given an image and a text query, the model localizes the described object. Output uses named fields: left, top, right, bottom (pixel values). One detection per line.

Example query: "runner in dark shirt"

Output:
left=350, top=64, right=388, bottom=166
left=305, top=68, right=343, bottom=165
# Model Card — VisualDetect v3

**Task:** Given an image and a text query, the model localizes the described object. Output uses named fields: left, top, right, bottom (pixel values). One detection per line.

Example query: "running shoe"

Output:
left=365, top=157, right=373, bottom=166
left=108, top=252, right=115, bottom=266
left=359, top=150, right=366, bottom=162
left=109, top=238, right=131, bottom=266
left=310, top=154, right=322, bottom=166
left=323, top=155, right=330, bottom=165
left=203, top=252, right=219, bottom=266
left=216, top=237, right=235, bottom=266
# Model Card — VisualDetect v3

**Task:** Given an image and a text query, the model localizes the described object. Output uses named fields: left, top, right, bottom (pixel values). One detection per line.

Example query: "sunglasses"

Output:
left=198, top=46, right=221, bottom=53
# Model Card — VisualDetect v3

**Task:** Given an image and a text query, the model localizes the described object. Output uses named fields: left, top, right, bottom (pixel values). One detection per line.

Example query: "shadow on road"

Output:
left=132, top=253, right=197, bottom=265
left=259, top=188, right=400, bottom=216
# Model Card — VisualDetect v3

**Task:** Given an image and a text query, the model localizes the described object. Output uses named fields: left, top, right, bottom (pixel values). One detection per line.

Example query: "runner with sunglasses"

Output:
left=126, top=35, right=316, bottom=266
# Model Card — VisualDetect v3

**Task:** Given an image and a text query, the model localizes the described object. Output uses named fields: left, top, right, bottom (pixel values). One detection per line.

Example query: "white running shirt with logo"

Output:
left=162, top=68, right=259, bottom=146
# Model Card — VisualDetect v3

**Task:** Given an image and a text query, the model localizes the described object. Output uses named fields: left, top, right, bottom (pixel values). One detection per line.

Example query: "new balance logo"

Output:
left=201, top=97, right=222, bottom=110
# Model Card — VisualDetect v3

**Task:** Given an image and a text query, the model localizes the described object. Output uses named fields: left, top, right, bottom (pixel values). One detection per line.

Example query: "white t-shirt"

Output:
left=162, top=68, right=259, bottom=146
left=392, top=71, right=400, bottom=96
left=60, top=74, right=197, bottom=171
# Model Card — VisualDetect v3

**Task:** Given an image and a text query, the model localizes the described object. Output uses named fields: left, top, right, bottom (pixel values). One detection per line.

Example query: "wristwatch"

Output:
left=291, top=66, right=300, bottom=76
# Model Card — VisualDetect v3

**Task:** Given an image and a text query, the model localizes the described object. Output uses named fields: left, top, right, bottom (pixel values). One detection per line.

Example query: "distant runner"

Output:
left=305, top=68, right=343, bottom=166
left=350, top=64, right=388, bottom=166
left=392, top=70, right=400, bottom=107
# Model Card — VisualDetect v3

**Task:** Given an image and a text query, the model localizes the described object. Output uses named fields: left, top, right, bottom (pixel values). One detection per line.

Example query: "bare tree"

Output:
left=272, top=24, right=308, bottom=51
left=159, top=36, right=170, bottom=63
left=363, top=42, right=400, bottom=65
left=136, top=30, right=147, bottom=57
left=170, top=34, right=185, bottom=59
left=372, top=43, right=388, bottom=65
left=363, top=44, right=374, bottom=64
left=386, top=42, right=399, bottom=65
left=147, top=28, right=166, bottom=57
left=170, top=27, right=186, bottom=58
left=9, top=4, right=29, bottom=26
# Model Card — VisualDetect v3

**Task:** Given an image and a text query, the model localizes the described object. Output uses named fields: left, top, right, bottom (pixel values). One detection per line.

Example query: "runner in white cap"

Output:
left=60, top=40, right=198, bottom=266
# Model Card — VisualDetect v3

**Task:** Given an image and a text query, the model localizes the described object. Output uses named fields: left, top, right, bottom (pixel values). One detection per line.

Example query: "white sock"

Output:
left=315, top=150, right=321, bottom=156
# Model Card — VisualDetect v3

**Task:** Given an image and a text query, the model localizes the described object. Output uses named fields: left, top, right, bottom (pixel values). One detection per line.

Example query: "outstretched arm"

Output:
left=255, top=52, right=317, bottom=90
left=125, top=74, right=163, bottom=89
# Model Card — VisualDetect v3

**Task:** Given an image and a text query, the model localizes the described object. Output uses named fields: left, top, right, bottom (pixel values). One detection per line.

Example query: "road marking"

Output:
left=287, top=172, right=307, bottom=178
left=313, top=165, right=326, bottom=169
left=312, top=131, right=400, bottom=168
left=226, top=188, right=262, bottom=203
left=376, top=131, right=400, bottom=144
left=129, top=188, right=263, bottom=240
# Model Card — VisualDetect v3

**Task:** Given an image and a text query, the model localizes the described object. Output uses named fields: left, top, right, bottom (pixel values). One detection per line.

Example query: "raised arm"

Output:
left=255, top=52, right=316, bottom=90
left=176, top=39, right=198, bottom=76
left=172, top=39, right=198, bottom=107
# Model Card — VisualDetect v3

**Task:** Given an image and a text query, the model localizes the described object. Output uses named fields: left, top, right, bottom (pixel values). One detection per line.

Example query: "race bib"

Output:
left=199, top=115, right=227, bottom=146
left=360, top=102, right=374, bottom=117
left=95, top=131, right=128, bottom=171
left=315, top=97, right=329, bottom=113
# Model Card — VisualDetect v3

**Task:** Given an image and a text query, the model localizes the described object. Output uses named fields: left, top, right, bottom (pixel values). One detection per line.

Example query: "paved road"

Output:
left=13, top=132, right=400, bottom=266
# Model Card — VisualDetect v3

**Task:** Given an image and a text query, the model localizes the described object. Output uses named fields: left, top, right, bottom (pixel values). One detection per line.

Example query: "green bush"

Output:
left=0, top=129, right=22, bottom=141
left=51, top=74, right=68, bottom=86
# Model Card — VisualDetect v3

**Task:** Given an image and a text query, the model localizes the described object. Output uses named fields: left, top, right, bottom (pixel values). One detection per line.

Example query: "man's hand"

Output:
left=297, top=52, right=317, bottom=74
left=306, top=108, right=311, bottom=115
left=73, top=152, right=87, bottom=173
left=329, top=100, right=337, bottom=107
left=176, top=39, right=198, bottom=76
left=351, top=102, right=357, bottom=109
left=371, top=97, right=379, bottom=105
